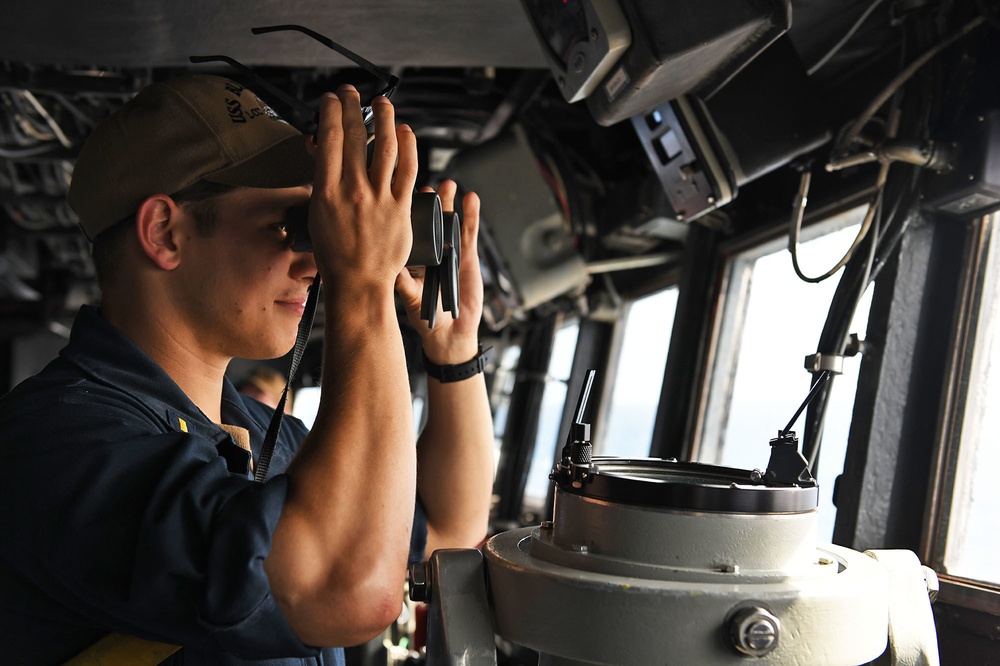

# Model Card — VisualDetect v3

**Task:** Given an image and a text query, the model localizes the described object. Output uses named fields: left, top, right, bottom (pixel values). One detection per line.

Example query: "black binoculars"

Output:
left=286, top=192, right=461, bottom=328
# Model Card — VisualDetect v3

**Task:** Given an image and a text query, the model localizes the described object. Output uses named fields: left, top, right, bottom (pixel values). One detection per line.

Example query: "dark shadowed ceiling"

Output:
left=2, top=1, right=547, bottom=69
left=0, top=0, right=994, bottom=338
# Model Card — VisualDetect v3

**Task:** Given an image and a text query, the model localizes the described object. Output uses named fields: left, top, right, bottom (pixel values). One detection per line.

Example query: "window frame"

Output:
left=923, top=211, right=1000, bottom=613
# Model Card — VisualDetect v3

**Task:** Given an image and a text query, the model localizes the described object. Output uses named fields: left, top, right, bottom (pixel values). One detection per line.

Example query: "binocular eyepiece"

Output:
left=287, top=191, right=460, bottom=327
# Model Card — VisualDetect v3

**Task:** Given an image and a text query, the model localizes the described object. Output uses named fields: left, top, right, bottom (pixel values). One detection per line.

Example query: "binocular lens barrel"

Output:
left=289, top=192, right=444, bottom=269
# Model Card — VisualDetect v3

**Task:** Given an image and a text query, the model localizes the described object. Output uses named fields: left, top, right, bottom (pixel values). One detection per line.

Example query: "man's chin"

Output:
left=237, top=339, right=298, bottom=363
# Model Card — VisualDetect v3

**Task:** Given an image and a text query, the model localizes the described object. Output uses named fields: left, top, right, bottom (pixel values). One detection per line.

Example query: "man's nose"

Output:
left=291, top=249, right=317, bottom=278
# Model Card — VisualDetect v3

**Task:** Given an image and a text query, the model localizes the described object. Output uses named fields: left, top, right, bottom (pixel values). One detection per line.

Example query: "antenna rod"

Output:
left=561, top=370, right=596, bottom=460
left=573, top=370, right=597, bottom=425
left=781, top=371, right=832, bottom=438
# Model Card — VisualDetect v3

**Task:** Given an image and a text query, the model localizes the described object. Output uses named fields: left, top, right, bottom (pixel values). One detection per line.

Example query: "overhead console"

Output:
left=521, top=0, right=791, bottom=126
left=630, top=37, right=832, bottom=221
left=521, top=0, right=830, bottom=222
left=520, top=0, right=633, bottom=105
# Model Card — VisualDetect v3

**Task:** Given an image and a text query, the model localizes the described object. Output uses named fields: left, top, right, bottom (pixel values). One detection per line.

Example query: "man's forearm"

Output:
left=267, top=286, right=417, bottom=647
left=417, top=373, right=495, bottom=555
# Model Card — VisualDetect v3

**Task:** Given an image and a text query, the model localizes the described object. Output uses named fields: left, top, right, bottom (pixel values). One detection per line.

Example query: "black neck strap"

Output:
left=254, top=272, right=322, bottom=482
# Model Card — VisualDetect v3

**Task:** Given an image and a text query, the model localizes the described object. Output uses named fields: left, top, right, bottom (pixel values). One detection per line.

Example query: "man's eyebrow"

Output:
left=253, top=196, right=309, bottom=213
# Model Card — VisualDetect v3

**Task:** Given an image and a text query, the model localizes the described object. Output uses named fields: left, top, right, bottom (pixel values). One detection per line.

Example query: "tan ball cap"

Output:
left=68, top=74, right=314, bottom=240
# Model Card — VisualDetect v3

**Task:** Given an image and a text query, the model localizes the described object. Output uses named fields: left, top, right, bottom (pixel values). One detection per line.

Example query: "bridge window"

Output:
left=700, top=206, right=873, bottom=540
left=598, top=286, right=679, bottom=457
left=489, top=343, right=522, bottom=467
left=521, top=319, right=580, bottom=513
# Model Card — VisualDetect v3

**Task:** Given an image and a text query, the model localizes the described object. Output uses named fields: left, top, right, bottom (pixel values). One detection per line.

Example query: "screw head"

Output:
left=727, top=605, right=780, bottom=657
left=408, top=562, right=429, bottom=602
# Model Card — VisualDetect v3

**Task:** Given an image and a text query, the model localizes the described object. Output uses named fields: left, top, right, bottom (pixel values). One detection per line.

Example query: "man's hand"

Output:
left=395, top=179, right=484, bottom=364
left=308, top=85, right=417, bottom=290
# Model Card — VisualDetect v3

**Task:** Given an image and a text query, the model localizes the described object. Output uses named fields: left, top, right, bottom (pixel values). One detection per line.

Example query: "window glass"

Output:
left=600, top=287, right=679, bottom=457
left=490, top=344, right=522, bottom=469
left=292, top=386, right=321, bottom=429
left=945, top=215, right=1000, bottom=584
left=704, top=209, right=872, bottom=541
left=521, top=321, right=580, bottom=512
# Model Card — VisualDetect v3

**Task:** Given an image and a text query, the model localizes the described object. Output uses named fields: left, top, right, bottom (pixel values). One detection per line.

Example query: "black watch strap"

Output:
left=423, top=346, right=495, bottom=383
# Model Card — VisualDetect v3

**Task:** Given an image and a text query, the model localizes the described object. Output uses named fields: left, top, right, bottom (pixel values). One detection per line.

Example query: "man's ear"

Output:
left=135, top=195, right=184, bottom=270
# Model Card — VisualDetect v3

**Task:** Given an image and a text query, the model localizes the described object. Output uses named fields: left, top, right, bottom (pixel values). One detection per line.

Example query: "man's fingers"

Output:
left=367, top=96, right=397, bottom=189
left=459, top=191, right=482, bottom=283
left=394, top=268, right=423, bottom=306
left=314, top=93, right=344, bottom=187
left=391, top=124, right=419, bottom=200
left=437, top=179, right=458, bottom=213
left=336, top=85, right=369, bottom=183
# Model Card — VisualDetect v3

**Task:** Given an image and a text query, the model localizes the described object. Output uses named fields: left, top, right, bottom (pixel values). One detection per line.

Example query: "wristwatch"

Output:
left=422, top=345, right=495, bottom=383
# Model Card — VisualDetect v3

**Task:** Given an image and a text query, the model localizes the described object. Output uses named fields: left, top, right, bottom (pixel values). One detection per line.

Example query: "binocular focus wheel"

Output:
left=421, top=266, right=441, bottom=329
left=440, top=213, right=461, bottom=319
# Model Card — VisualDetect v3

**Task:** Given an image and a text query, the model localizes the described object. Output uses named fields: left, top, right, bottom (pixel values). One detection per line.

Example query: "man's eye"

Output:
left=271, top=223, right=294, bottom=244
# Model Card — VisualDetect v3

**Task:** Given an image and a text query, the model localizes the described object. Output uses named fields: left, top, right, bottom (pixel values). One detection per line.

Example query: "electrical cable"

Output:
left=537, top=153, right=571, bottom=225
left=7, top=93, right=53, bottom=143
left=808, top=0, right=887, bottom=76
left=529, top=123, right=589, bottom=257
left=838, top=14, right=985, bottom=152
left=790, top=100, right=899, bottom=286
left=50, top=92, right=98, bottom=129
left=801, top=72, right=912, bottom=465
left=20, top=91, right=73, bottom=149
left=0, top=144, right=56, bottom=159
left=804, top=164, right=917, bottom=424
left=801, top=165, right=919, bottom=467
left=805, top=200, right=882, bottom=471
left=788, top=169, right=883, bottom=283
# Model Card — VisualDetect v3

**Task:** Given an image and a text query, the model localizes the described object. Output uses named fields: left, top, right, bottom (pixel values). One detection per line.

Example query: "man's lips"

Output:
left=276, top=297, right=307, bottom=316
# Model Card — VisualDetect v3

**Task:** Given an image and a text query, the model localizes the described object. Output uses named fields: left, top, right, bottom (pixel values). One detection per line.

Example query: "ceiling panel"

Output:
left=2, top=0, right=548, bottom=68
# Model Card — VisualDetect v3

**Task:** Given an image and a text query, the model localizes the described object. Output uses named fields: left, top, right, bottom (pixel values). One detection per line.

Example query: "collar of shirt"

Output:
left=61, top=305, right=272, bottom=477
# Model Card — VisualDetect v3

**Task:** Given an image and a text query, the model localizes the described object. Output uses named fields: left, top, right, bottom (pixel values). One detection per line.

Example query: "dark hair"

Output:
left=91, top=180, right=239, bottom=287
left=171, top=180, right=237, bottom=236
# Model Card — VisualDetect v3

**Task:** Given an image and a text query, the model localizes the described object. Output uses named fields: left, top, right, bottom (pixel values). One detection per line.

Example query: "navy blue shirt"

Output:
left=0, top=306, right=426, bottom=664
